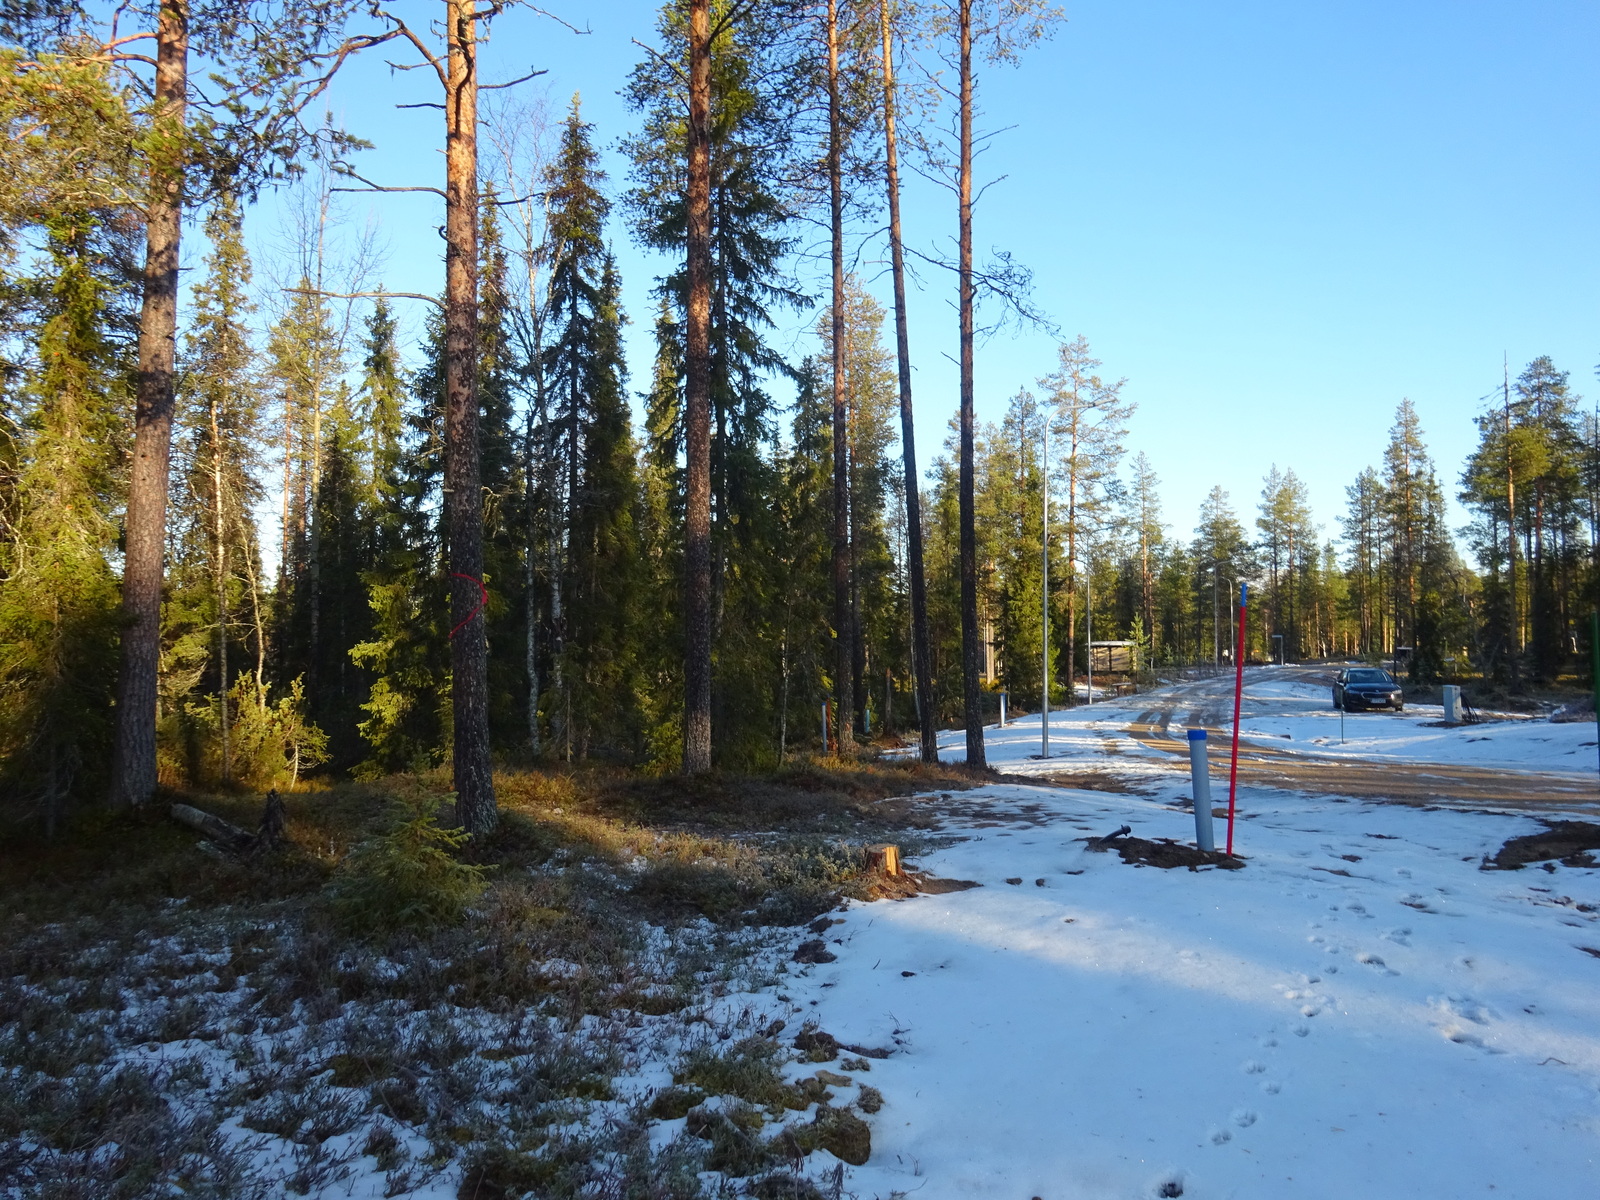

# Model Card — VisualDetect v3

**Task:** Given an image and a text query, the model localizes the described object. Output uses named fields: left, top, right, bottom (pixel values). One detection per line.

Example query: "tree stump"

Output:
left=865, top=843, right=901, bottom=876
left=253, top=788, right=286, bottom=854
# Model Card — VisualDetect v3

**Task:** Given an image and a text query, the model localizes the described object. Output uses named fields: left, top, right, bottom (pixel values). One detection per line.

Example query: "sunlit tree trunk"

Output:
left=828, top=0, right=854, bottom=754
left=682, top=0, right=714, bottom=773
left=110, top=0, right=187, bottom=806
left=882, top=0, right=937, bottom=761
left=444, top=0, right=495, bottom=832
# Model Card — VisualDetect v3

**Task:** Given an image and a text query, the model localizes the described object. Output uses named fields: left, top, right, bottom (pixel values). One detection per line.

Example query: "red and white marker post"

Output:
left=1226, top=583, right=1248, bottom=856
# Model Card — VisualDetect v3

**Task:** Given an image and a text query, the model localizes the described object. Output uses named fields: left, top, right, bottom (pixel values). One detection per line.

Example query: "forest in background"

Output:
left=3, top=0, right=1599, bottom=834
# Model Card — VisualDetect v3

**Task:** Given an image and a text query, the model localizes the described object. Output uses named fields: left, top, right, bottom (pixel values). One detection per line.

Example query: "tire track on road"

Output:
left=1127, top=669, right=1600, bottom=814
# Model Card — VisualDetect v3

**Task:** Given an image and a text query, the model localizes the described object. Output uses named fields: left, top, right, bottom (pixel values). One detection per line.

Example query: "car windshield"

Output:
left=1346, top=669, right=1393, bottom=685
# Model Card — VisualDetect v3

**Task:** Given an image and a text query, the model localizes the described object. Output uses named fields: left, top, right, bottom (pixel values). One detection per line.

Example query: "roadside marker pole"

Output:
left=1226, top=583, right=1248, bottom=856
left=1188, top=729, right=1215, bottom=852
left=1591, top=612, right=1600, bottom=778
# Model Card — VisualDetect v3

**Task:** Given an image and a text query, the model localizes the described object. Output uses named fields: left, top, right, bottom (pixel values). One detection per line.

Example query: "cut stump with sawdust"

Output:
left=865, top=843, right=901, bottom=876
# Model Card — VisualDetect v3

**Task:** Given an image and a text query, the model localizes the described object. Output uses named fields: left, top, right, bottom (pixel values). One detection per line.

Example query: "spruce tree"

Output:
left=0, top=209, right=130, bottom=829
left=775, top=357, right=835, bottom=753
left=265, top=281, right=344, bottom=705
left=626, top=0, right=807, bottom=767
left=478, top=191, right=528, bottom=750
left=542, top=98, right=613, bottom=757
left=566, top=256, right=644, bottom=757
left=166, top=195, right=267, bottom=784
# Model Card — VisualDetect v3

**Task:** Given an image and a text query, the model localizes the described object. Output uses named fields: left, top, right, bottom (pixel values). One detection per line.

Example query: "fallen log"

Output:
left=170, top=803, right=254, bottom=854
left=170, top=788, right=287, bottom=856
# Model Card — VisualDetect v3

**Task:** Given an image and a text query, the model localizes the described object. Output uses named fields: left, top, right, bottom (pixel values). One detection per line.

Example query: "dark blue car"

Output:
left=1333, top=667, right=1404, bottom=712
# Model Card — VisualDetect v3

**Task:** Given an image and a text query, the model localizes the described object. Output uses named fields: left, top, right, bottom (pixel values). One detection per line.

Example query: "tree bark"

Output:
left=956, top=0, right=986, bottom=768
left=682, top=0, right=714, bottom=773
left=827, top=0, right=854, bottom=755
left=882, top=0, right=937, bottom=762
left=110, top=0, right=187, bottom=807
left=444, top=0, right=495, bottom=834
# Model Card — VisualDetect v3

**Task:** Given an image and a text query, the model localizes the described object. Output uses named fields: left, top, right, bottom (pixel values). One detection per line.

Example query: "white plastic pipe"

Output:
left=1188, top=728, right=1215, bottom=852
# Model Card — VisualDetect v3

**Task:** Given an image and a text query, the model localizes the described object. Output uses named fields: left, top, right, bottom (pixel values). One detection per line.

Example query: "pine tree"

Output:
left=1340, top=468, right=1385, bottom=657
left=1256, top=466, right=1315, bottom=660
left=1194, top=486, right=1249, bottom=666
left=818, top=277, right=900, bottom=733
left=1127, top=451, right=1163, bottom=662
left=1379, top=400, right=1450, bottom=674
left=1039, top=337, right=1131, bottom=701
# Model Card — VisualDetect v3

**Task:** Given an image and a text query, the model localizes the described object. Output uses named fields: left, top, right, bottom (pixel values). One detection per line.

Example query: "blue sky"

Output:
left=245, top=0, right=1600, bottom=551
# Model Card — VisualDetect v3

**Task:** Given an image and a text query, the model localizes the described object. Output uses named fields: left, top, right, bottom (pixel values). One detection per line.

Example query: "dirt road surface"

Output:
left=1127, top=666, right=1600, bottom=814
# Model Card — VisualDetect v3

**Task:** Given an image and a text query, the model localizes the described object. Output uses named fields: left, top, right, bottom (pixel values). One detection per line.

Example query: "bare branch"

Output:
left=332, top=165, right=446, bottom=198
left=481, top=67, right=547, bottom=90
left=631, top=37, right=689, bottom=89
left=284, top=286, right=443, bottom=311
left=382, top=13, right=450, bottom=89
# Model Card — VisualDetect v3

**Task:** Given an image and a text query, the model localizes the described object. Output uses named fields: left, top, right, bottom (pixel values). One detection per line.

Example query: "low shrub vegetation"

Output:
left=0, top=756, right=971, bottom=1197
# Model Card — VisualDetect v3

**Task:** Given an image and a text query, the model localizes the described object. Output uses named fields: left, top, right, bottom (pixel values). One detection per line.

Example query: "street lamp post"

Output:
left=1207, top=560, right=1239, bottom=670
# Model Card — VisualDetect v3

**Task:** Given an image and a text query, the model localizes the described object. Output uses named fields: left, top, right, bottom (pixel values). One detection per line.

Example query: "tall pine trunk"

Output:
left=110, top=0, right=187, bottom=807
left=882, top=0, right=936, bottom=760
left=828, top=0, right=854, bottom=754
left=682, top=0, right=714, bottom=773
left=956, top=0, right=985, bottom=767
left=444, top=0, right=495, bottom=833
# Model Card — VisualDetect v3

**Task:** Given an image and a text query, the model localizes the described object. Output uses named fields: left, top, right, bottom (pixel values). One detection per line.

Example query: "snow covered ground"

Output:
left=792, top=689, right=1600, bottom=1199
left=1209, top=672, right=1600, bottom=774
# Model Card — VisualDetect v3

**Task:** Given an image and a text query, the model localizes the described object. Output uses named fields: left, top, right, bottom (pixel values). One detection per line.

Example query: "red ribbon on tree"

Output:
left=449, top=572, right=488, bottom=640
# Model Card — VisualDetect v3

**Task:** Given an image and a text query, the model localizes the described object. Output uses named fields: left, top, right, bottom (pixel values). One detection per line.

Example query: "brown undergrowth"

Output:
left=0, top=755, right=969, bottom=1198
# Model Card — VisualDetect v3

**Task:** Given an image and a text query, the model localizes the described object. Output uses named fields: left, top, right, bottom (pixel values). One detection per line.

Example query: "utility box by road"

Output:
left=1442, top=684, right=1461, bottom=724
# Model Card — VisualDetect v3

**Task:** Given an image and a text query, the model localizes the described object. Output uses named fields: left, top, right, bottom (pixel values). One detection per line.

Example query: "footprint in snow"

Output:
left=1291, top=1024, right=1311, bottom=1037
left=1242, top=1059, right=1266, bottom=1075
left=1260, top=1080, right=1282, bottom=1095
left=1356, top=951, right=1397, bottom=974
left=1383, top=928, right=1412, bottom=945
left=1209, top=1127, right=1232, bottom=1145
left=1232, top=1109, right=1258, bottom=1128
left=1434, top=994, right=1491, bottom=1025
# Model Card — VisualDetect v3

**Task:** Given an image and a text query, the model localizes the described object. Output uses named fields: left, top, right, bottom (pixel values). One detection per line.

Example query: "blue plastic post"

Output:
left=1188, top=729, right=1215, bottom=852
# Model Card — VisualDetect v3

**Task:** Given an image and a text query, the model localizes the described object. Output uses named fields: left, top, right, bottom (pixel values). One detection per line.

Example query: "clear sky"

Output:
left=244, top=0, right=1600, bottom=552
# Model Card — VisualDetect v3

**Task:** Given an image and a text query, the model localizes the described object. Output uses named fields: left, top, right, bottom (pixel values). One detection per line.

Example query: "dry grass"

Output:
left=0, top=755, right=958, bottom=1198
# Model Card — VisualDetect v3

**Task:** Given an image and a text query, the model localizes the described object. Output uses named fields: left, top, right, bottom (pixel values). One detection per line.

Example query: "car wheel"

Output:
left=1395, top=704, right=1404, bottom=713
